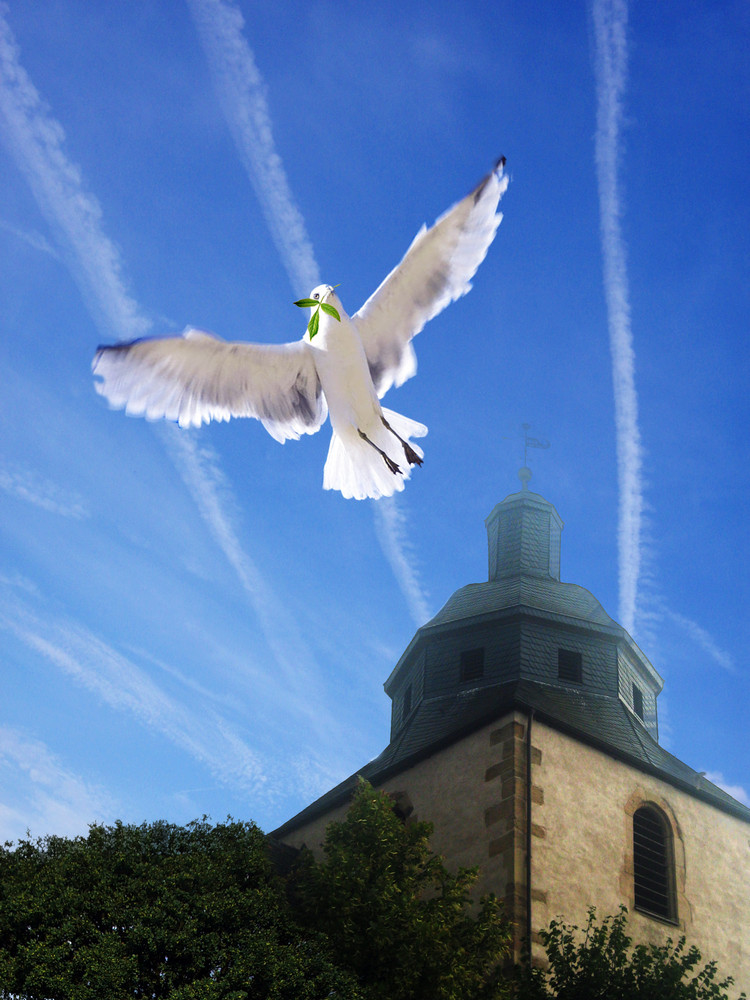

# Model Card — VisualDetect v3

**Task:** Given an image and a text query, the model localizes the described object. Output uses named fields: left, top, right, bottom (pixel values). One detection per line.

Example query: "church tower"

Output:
left=383, top=467, right=661, bottom=753
left=275, top=475, right=750, bottom=980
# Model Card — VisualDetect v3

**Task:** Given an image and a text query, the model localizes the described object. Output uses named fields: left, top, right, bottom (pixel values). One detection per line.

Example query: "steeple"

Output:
left=485, top=466, right=563, bottom=582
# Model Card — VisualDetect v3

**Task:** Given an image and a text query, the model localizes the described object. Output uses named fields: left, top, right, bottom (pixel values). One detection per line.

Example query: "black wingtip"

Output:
left=91, top=337, right=146, bottom=372
left=472, top=157, right=507, bottom=202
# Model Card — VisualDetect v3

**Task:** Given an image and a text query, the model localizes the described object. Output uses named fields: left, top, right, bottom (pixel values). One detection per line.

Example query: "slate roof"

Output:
left=273, top=678, right=750, bottom=837
left=427, top=577, right=616, bottom=630
left=386, top=574, right=663, bottom=698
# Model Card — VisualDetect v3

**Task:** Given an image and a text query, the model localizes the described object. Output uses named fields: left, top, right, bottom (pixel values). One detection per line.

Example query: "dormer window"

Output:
left=558, top=648, right=582, bottom=683
left=460, top=648, right=485, bottom=683
left=632, top=683, right=644, bottom=719
left=402, top=683, right=412, bottom=721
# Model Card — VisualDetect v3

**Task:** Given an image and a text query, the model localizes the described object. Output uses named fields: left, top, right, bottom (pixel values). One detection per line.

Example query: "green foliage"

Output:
left=292, top=778, right=512, bottom=1000
left=11, top=791, right=741, bottom=1000
left=514, top=906, right=747, bottom=1000
left=0, top=787, right=509, bottom=1000
left=0, top=818, right=357, bottom=999
left=293, top=288, right=341, bottom=339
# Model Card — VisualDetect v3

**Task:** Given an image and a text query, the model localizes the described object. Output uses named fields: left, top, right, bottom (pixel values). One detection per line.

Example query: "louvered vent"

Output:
left=558, top=648, right=582, bottom=683
left=460, top=648, right=485, bottom=683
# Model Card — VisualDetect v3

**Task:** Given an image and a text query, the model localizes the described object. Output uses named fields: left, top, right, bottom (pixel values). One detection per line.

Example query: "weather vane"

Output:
left=521, top=423, right=550, bottom=466
left=516, top=423, right=550, bottom=489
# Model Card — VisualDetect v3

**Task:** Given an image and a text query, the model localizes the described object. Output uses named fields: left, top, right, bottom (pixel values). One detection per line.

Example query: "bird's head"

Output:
left=309, top=284, right=341, bottom=310
left=294, top=284, right=343, bottom=340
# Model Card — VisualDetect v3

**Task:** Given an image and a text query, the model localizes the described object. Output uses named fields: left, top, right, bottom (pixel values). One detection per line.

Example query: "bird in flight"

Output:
left=93, top=159, right=508, bottom=500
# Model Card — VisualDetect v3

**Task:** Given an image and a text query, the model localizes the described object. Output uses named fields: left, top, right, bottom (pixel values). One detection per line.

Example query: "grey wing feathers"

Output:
left=92, top=329, right=327, bottom=442
left=353, top=160, right=508, bottom=397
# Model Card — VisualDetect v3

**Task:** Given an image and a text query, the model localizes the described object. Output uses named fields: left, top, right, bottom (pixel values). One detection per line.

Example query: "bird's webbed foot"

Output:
left=402, top=442, right=423, bottom=467
left=358, top=429, right=402, bottom=475
left=381, top=417, right=423, bottom=467
left=383, top=453, right=402, bottom=475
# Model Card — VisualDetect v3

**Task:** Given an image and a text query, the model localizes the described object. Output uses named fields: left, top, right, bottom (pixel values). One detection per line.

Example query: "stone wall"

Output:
left=280, top=710, right=535, bottom=958
left=280, top=715, right=750, bottom=985
left=531, top=721, right=750, bottom=986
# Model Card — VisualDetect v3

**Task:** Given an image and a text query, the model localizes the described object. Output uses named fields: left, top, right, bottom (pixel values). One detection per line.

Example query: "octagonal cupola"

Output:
left=485, top=466, right=563, bottom=581
left=384, top=469, right=665, bottom=753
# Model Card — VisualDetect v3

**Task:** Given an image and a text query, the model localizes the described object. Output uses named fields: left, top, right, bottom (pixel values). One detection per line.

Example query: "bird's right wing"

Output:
left=354, top=160, right=508, bottom=398
left=92, top=330, right=327, bottom=443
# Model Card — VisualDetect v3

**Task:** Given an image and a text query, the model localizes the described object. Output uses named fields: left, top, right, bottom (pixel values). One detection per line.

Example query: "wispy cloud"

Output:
left=373, top=496, right=431, bottom=625
left=0, top=726, right=115, bottom=842
left=187, top=0, right=429, bottom=616
left=704, top=772, right=750, bottom=809
left=128, top=644, right=241, bottom=712
left=663, top=607, right=736, bottom=674
left=186, top=0, right=319, bottom=296
left=0, top=570, right=39, bottom=595
left=0, top=9, right=149, bottom=341
left=592, top=0, right=644, bottom=636
left=0, top=216, right=59, bottom=257
left=0, top=589, right=269, bottom=799
left=0, top=462, right=89, bottom=519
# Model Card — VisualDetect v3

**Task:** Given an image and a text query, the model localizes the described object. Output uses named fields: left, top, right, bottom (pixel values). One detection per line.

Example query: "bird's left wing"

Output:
left=92, top=330, right=327, bottom=443
left=353, top=160, right=508, bottom=397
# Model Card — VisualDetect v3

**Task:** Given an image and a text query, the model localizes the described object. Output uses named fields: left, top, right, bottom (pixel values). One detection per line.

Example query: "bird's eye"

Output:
left=313, top=293, right=319, bottom=300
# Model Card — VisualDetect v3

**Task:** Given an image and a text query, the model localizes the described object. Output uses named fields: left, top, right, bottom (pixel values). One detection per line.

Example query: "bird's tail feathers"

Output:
left=323, top=410, right=427, bottom=500
left=381, top=407, right=427, bottom=448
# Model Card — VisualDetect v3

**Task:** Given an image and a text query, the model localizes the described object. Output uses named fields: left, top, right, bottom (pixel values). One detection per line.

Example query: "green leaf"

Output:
left=320, top=303, right=341, bottom=321
left=294, top=298, right=319, bottom=309
left=308, top=310, right=320, bottom=339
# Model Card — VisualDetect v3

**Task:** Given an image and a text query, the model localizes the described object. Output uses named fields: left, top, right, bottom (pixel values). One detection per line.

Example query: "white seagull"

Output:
left=93, top=159, right=508, bottom=500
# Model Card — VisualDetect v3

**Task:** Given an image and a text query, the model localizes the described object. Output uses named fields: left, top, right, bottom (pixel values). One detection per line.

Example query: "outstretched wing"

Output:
left=353, top=160, right=508, bottom=397
left=92, top=329, right=327, bottom=443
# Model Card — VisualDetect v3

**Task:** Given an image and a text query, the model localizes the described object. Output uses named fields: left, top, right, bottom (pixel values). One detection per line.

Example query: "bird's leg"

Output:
left=358, top=429, right=401, bottom=475
left=381, top=417, right=423, bottom=467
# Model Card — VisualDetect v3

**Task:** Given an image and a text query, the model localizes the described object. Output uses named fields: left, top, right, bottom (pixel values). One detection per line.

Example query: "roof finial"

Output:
left=518, top=423, right=550, bottom=489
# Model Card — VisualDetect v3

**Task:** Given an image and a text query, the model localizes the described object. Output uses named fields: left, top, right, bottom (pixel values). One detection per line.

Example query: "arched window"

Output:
left=633, top=805, right=676, bottom=922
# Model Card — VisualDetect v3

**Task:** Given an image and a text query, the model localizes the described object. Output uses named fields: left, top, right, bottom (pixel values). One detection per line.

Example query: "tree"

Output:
left=292, top=779, right=512, bottom=1000
left=0, top=817, right=358, bottom=999
left=514, top=906, right=747, bottom=1000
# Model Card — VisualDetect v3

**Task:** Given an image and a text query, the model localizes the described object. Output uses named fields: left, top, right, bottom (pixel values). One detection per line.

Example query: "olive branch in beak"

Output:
left=293, top=285, right=341, bottom=339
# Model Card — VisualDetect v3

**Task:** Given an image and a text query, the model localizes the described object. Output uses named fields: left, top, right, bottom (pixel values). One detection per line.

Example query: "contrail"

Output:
left=162, top=426, right=344, bottom=742
left=186, top=0, right=319, bottom=296
left=373, top=497, right=431, bottom=625
left=0, top=12, right=149, bottom=341
left=188, top=0, right=431, bottom=624
left=0, top=8, right=334, bottom=746
left=592, top=0, right=643, bottom=636
left=591, top=3, right=738, bottom=678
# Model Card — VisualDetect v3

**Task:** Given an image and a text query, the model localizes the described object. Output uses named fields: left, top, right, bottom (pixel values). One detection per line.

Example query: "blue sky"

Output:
left=0, top=0, right=747, bottom=841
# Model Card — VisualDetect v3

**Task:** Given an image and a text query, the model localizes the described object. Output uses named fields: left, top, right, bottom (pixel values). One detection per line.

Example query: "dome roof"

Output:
left=426, top=575, right=617, bottom=630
